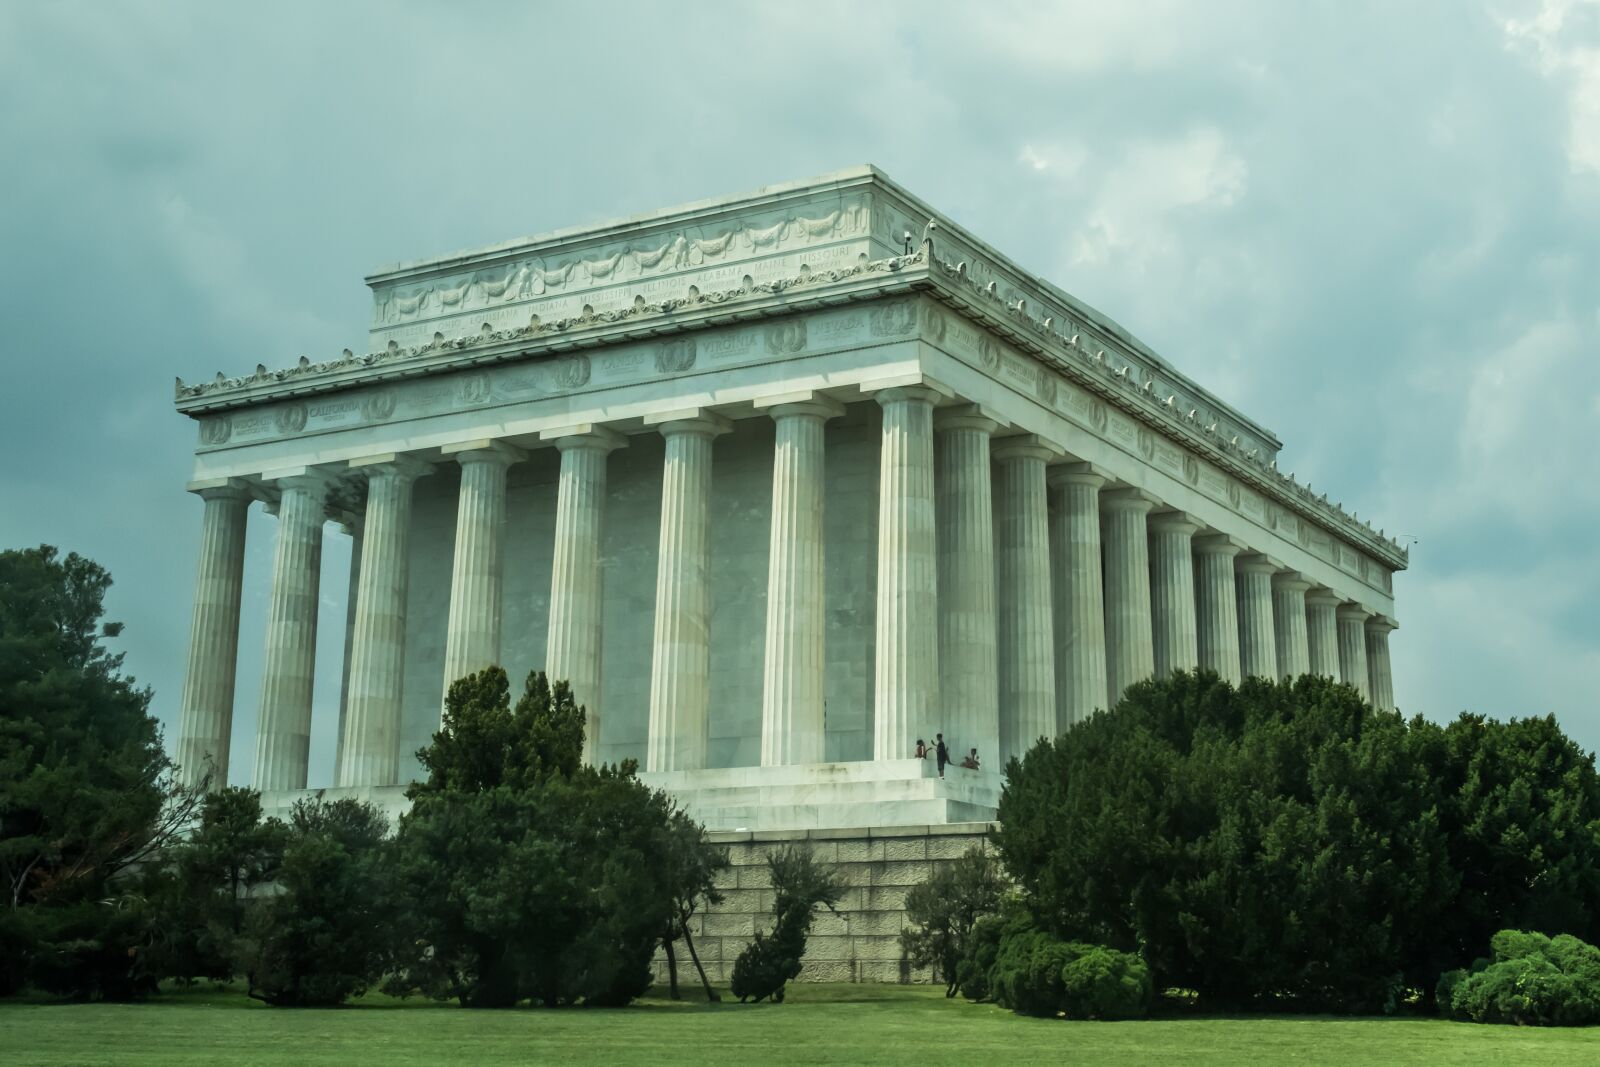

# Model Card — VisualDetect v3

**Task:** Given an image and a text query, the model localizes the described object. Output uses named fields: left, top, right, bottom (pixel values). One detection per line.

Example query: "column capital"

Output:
left=992, top=433, right=1065, bottom=464
left=441, top=439, right=524, bottom=467
left=1047, top=461, right=1112, bottom=489
left=1236, top=551, right=1283, bottom=575
left=1272, top=571, right=1314, bottom=593
left=260, top=466, right=338, bottom=496
left=857, top=373, right=954, bottom=401
left=1336, top=602, right=1374, bottom=622
left=541, top=424, right=628, bottom=453
left=762, top=396, right=847, bottom=422
left=934, top=402, right=1001, bottom=435
left=1193, top=532, right=1246, bottom=556
left=349, top=453, right=435, bottom=481
left=1366, top=614, right=1398, bottom=634
left=1305, top=587, right=1345, bottom=608
left=1100, top=487, right=1160, bottom=514
left=1149, top=510, right=1203, bottom=535
left=645, top=410, right=733, bottom=438
left=186, top=476, right=253, bottom=502
left=872, top=383, right=947, bottom=408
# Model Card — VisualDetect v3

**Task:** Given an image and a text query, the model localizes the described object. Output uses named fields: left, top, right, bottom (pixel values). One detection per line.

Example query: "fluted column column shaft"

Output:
left=761, top=402, right=838, bottom=767
left=1305, top=590, right=1342, bottom=679
left=440, top=444, right=518, bottom=709
left=1101, top=489, right=1156, bottom=707
left=994, top=439, right=1057, bottom=764
left=1366, top=619, right=1396, bottom=711
left=935, top=410, right=999, bottom=766
left=873, top=386, right=940, bottom=761
left=1193, top=536, right=1243, bottom=684
left=648, top=416, right=728, bottom=772
left=1149, top=513, right=1200, bottom=677
left=1272, top=574, right=1312, bottom=679
left=546, top=430, right=623, bottom=765
left=1337, top=605, right=1373, bottom=702
left=339, top=461, right=427, bottom=787
left=1236, top=555, right=1279, bottom=681
left=1049, top=466, right=1108, bottom=728
left=253, top=474, right=330, bottom=791
left=176, top=485, right=251, bottom=789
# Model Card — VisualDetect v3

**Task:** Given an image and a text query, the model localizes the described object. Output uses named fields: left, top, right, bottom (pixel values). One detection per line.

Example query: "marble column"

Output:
left=1148, top=512, right=1200, bottom=678
left=338, top=457, right=429, bottom=788
left=1192, top=534, right=1243, bottom=684
left=935, top=406, right=999, bottom=767
left=1336, top=604, right=1372, bottom=702
left=544, top=427, right=625, bottom=765
left=1235, top=553, right=1279, bottom=681
left=1048, top=464, right=1108, bottom=728
left=440, top=441, right=520, bottom=709
left=253, top=471, right=332, bottom=791
left=993, top=436, right=1058, bottom=764
left=1366, top=616, right=1397, bottom=711
left=647, top=413, right=729, bottom=772
left=1305, top=588, right=1343, bottom=680
left=1101, top=488, right=1157, bottom=707
left=872, top=385, right=941, bottom=762
left=760, top=399, right=841, bottom=767
left=175, top=480, right=251, bottom=789
left=1272, top=572, right=1313, bottom=679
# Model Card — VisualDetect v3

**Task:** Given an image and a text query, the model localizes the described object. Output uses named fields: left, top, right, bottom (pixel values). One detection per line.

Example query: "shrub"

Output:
left=900, top=847, right=1008, bottom=996
left=1060, top=946, right=1152, bottom=1020
left=1444, top=930, right=1600, bottom=1026
left=955, top=913, right=1006, bottom=1002
left=730, top=845, right=844, bottom=1003
left=989, top=929, right=1073, bottom=1017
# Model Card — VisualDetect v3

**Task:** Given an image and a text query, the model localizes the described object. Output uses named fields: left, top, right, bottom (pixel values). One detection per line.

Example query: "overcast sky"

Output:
left=2, top=1, right=1596, bottom=778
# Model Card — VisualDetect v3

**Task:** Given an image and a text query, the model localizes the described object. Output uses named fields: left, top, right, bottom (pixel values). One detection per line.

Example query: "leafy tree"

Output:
left=229, top=797, right=391, bottom=1006
left=659, top=809, right=728, bottom=1001
left=387, top=667, right=690, bottom=1008
left=0, top=546, right=200, bottom=998
left=1430, top=715, right=1600, bottom=972
left=147, top=788, right=288, bottom=984
left=996, top=670, right=1456, bottom=1012
left=729, top=845, right=844, bottom=1003
left=900, top=846, right=1007, bottom=996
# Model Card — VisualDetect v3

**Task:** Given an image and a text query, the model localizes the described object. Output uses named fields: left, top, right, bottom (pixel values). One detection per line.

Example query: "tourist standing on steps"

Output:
left=934, top=733, right=950, bottom=779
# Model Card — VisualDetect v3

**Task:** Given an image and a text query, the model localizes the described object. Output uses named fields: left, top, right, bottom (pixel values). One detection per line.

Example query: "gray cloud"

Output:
left=1, top=0, right=1594, bottom=776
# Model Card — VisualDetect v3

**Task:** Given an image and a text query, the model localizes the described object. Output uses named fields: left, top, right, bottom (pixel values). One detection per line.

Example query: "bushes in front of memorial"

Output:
left=729, top=844, right=844, bottom=1003
left=995, top=670, right=1600, bottom=1014
left=0, top=546, right=202, bottom=1000
left=899, top=846, right=1009, bottom=997
left=383, top=667, right=720, bottom=1008
left=986, top=927, right=1152, bottom=1020
left=1438, top=930, right=1600, bottom=1026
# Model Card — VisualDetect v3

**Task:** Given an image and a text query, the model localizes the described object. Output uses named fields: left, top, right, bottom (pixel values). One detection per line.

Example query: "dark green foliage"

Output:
left=0, top=546, right=200, bottom=999
left=1059, top=946, right=1153, bottom=1020
left=229, top=798, right=391, bottom=1007
left=730, top=845, right=844, bottom=1003
left=1444, top=931, right=1600, bottom=1026
left=388, top=667, right=695, bottom=1008
left=988, top=926, right=1151, bottom=1020
left=899, top=847, right=1007, bottom=996
left=147, top=788, right=288, bottom=984
left=954, top=913, right=1007, bottom=1002
left=996, top=670, right=1600, bottom=1014
left=1430, top=716, right=1600, bottom=968
left=659, top=808, right=729, bottom=1001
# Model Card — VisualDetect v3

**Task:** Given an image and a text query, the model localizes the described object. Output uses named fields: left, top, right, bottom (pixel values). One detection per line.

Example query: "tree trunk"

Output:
left=681, top=919, right=720, bottom=1002
left=663, top=931, right=681, bottom=1000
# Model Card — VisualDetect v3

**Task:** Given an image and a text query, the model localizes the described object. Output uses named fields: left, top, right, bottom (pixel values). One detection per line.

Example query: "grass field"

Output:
left=2, top=983, right=1592, bottom=1066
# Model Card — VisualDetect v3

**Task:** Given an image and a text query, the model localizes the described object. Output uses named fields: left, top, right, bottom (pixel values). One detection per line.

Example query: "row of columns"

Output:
left=176, top=386, right=1396, bottom=792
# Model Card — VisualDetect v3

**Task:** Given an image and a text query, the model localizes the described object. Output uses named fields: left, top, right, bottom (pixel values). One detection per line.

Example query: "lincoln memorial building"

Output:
left=173, top=167, right=1405, bottom=833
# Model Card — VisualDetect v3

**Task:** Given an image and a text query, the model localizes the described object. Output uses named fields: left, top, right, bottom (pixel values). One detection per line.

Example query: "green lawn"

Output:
left=1, top=983, right=1592, bottom=1066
